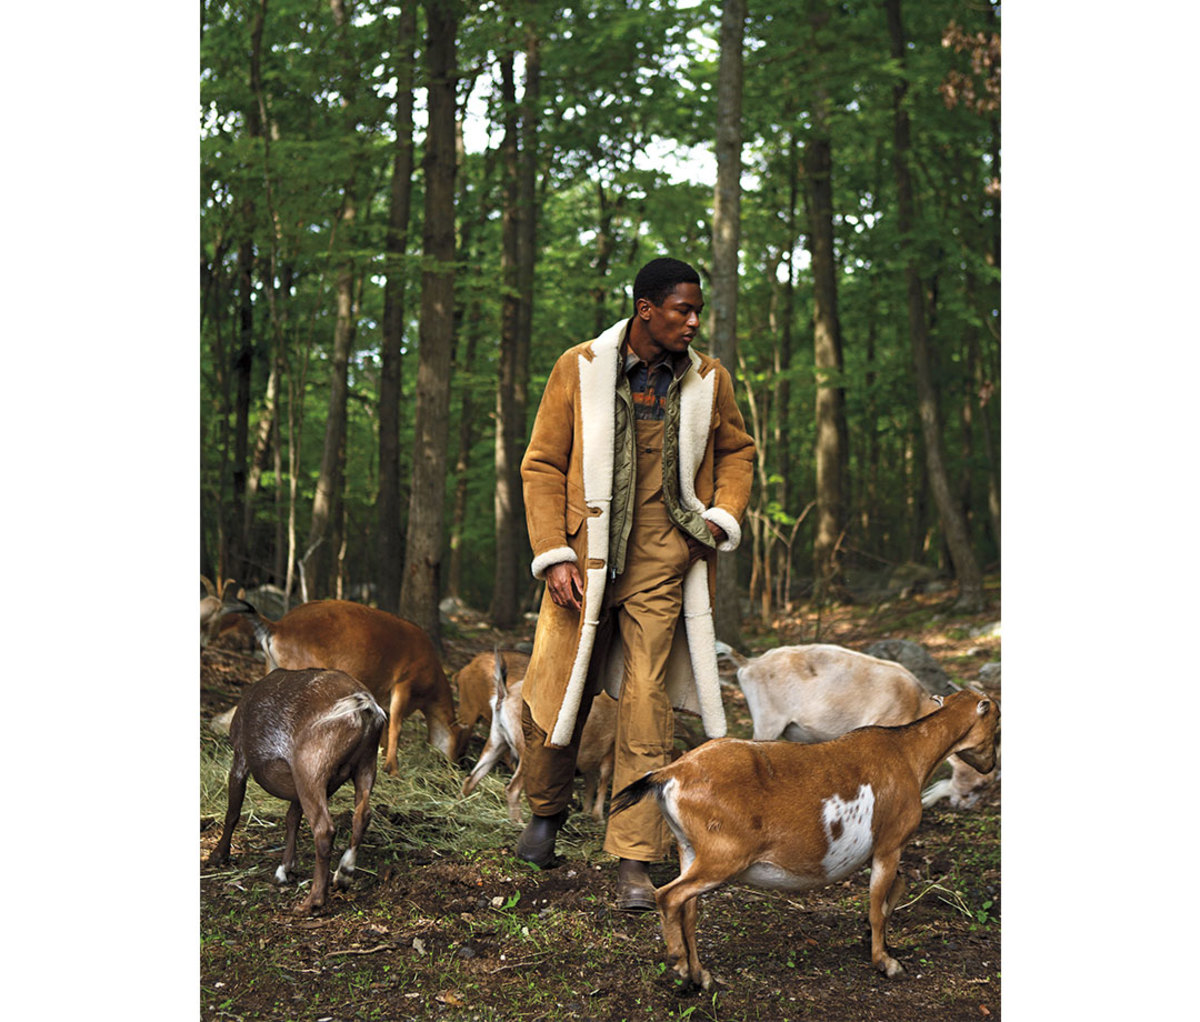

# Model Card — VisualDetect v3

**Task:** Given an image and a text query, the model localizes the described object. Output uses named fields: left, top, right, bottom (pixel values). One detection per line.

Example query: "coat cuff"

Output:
left=702, top=507, right=741, bottom=552
left=530, top=546, right=577, bottom=581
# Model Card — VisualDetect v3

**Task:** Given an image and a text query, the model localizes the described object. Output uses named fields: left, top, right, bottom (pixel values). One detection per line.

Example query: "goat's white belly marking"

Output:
left=820, top=784, right=875, bottom=881
left=736, top=861, right=822, bottom=891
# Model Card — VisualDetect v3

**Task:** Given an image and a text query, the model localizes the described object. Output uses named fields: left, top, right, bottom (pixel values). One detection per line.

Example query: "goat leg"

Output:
left=868, top=847, right=906, bottom=977
left=276, top=800, right=303, bottom=883
left=460, top=734, right=509, bottom=797
left=294, top=788, right=335, bottom=915
left=591, top=751, right=614, bottom=820
left=504, top=760, right=526, bottom=825
left=208, top=756, right=248, bottom=866
left=334, top=759, right=376, bottom=889
left=655, top=871, right=717, bottom=991
left=383, top=684, right=411, bottom=776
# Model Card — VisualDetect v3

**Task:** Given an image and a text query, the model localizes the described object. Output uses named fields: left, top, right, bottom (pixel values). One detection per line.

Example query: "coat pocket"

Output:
left=566, top=481, right=586, bottom=537
left=566, top=502, right=585, bottom=537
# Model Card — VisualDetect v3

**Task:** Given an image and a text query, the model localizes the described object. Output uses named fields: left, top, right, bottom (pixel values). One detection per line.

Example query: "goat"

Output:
left=611, top=689, right=999, bottom=987
left=725, top=643, right=996, bottom=809
left=460, top=654, right=616, bottom=824
left=224, top=597, right=465, bottom=773
left=454, top=650, right=531, bottom=756
left=200, top=575, right=238, bottom=646
left=920, top=748, right=1000, bottom=809
left=206, top=668, right=386, bottom=915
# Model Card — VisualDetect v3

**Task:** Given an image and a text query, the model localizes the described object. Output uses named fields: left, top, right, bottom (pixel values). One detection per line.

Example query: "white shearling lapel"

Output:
left=677, top=351, right=715, bottom=513
left=549, top=318, right=625, bottom=746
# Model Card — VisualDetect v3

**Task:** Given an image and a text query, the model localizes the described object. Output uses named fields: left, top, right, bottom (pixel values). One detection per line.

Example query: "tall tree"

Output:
left=490, top=13, right=542, bottom=628
left=377, top=3, right=419, bottom=615
left=303, top=0, right=365, bottom=599
left=710, top=0, right=747, bottom=644
left=400, top=0, right=460, bottom=641
left=490, top=49, right=522, bottom=629
left=806, top=0, right=848, bottom=602
left=885, top=0, right=984, bottom=611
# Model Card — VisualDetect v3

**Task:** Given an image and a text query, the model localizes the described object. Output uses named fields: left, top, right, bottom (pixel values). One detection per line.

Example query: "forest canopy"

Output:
left=200, top=0, right=1000, bottom=637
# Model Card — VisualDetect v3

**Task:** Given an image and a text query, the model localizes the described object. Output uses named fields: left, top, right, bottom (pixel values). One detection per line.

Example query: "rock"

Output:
left=978, top=662, right=1001, bottom=685
left=970, top=620, right=1002, bottom=640
left=863, top=639, right=956, bottom=696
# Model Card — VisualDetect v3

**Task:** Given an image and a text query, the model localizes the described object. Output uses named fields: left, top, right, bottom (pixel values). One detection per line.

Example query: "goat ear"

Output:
left=932, top=694, right=944, bottom=708
left=976, top=698, right=991, bottom=716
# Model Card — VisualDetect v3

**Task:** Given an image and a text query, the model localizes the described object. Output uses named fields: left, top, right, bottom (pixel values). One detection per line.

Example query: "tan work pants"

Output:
left=522, top=420, right=693, bottom=862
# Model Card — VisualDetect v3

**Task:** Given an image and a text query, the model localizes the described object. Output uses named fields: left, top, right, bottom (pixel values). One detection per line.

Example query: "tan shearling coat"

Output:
left=521, top=318, right=755, bottom=748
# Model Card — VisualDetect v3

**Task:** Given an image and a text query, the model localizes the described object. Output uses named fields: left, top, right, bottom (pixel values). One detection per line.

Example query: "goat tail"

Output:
left=714, top=640, right=748, bottom=669
left=611, top=771, right=665, bottom=816
left=319, top=692, right=387, bottom=729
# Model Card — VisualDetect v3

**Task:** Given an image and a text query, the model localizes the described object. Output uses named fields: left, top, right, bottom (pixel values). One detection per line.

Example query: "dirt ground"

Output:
left=200, top=585, right=1001, bottom=1021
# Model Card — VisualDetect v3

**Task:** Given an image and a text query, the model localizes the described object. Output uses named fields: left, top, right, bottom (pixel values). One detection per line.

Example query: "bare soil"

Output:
left=201, top=585, right=1001, bottom=1021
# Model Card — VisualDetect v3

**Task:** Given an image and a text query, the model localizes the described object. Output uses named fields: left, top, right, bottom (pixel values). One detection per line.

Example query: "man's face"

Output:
left=637, top=282, right=704, bottom=358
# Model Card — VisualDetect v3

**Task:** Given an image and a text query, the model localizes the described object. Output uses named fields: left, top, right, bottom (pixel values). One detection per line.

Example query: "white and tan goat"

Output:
left=225, top=598, right=465, bottom=772
left=611, top=689, right=999, bottom=986
left=454, top=650, right=531, bottom=756
left=460, top=654, right=616, bottom=824
left=726, top=643, right=996, bottom=808
left=206, top=668, right=386, bottom=915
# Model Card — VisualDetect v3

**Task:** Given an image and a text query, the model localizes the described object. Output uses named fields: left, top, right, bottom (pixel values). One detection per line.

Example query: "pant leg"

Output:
left=602, top=577, right=685, bottom=860
left=520, top=696, right=595, bottom=818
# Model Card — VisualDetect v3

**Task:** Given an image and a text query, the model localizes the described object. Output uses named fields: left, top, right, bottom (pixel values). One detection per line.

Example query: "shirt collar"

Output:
left=620, top=320, right=690, bottom=379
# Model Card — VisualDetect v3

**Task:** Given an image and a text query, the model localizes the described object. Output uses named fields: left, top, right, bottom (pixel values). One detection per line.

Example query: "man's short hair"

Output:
left=633, top=257, right=701, bottom=307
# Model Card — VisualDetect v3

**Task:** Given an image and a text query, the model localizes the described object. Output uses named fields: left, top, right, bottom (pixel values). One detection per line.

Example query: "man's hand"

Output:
left=705, top=519, right=727, bottom=544
left=545, top=561, right=584, bottom=611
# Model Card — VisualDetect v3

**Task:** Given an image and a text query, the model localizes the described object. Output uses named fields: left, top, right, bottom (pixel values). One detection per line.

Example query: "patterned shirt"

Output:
left=623, top=347, right=689, bottom=421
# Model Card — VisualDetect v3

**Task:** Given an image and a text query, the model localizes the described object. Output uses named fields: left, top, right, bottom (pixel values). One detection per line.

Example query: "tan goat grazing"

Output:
left=225, top=597, right=465, bottom=773
left=611, top=689, right=1000, bottom=987
left=726, top=643, right=996, bottom=809
left=206, top=668, right=386, bottom=915
left=454, top=650, right=531, bottom=755
left=200, top=575, right=239, bottom=646
left=460, top=654, right=616, bottom=824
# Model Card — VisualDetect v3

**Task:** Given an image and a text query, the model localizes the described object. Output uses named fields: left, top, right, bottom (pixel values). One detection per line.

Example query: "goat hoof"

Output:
left=274, top=865, right=292, bottom=884
left=876, top=956, right=904, bottom=979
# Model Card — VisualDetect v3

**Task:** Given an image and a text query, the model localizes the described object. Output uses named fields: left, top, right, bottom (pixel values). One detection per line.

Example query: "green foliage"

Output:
left=201, top=0, right=1000, bottom=605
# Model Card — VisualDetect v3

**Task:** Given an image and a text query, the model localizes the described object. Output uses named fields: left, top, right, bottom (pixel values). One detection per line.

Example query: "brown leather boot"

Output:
left=515, top=808, right=568, bottom=868
left=615, top=858, right=656, bottom=912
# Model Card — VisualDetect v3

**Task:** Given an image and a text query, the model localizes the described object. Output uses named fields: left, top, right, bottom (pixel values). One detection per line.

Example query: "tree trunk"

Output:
left=400, top=0, right=459, bottom=642
left=377, top=3, right=418, bottom=615
left=490, top=50, right=522, bottom=628
left=447, top=106, right=486, bottom=601
left=229, top=237, right=255, bottom=583
left=710, top=0, right=746, bottom=645
left=885, top=0, right=984, bottom=611
left=773, top=131, right=798, bottom=608
left=304, top=0, right=361, bottom=601
left=806, top=1, right=848, bottom=604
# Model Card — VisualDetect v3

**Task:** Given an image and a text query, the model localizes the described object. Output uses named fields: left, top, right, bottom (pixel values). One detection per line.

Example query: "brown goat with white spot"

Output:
left=611, top=689, right=999, bottom=986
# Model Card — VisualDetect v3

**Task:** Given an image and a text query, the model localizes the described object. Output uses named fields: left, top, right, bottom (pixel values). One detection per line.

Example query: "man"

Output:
left=515, top=256, right=756, bottom=910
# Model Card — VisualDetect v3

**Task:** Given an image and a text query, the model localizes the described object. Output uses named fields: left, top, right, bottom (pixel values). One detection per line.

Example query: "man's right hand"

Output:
left=545, top=561, right=584, bottom=611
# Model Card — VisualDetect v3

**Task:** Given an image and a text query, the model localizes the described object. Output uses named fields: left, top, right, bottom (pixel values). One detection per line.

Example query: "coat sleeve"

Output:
left=521, top=352, right=579, bottom=579
left=701, top=363, right=756, bottom=550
